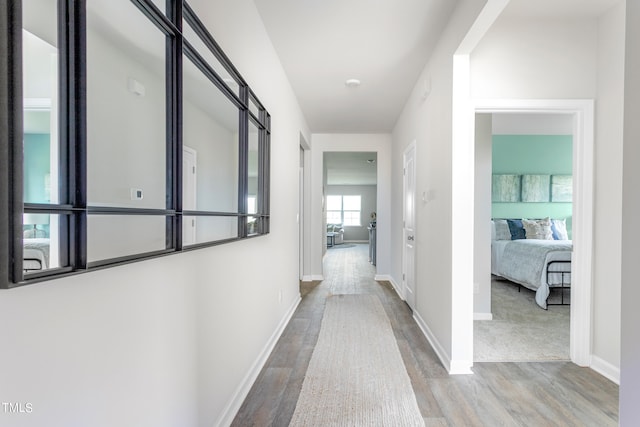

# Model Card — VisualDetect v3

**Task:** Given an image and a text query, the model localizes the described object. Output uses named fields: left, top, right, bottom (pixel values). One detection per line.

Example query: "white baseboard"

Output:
left=413, top=311, right=472, bottom=375
left=214, top=295, right=301, bottom=427
left=301, top=275, right=323, bottom=282
left=474, top=312, right=493, bottom=320
left=413, top=311, right=452, bottom=373
left=375, top=275, right=404, bottom=299
left=590, top=355, right=620, bottom=385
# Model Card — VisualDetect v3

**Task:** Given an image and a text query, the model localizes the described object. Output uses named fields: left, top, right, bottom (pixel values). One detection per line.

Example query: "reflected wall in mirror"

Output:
left=183, top=55, right=239, bottom=213
left=87, top=215, right=167, bottom=263
left=86, top=0, right=167, bottom=209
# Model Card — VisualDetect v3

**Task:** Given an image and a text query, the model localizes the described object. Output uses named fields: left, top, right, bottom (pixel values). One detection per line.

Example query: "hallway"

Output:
left=231, top=244, right=618, bottom=426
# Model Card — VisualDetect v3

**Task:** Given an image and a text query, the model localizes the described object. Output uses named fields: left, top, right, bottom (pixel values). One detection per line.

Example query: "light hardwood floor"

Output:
left=232, top=244, right=618, bottom=426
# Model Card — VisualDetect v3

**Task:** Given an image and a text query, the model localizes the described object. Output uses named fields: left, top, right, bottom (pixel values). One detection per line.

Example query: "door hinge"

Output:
left=403, top=273, right=405, bottom=281
left=192, top=166, right=196, bottom=174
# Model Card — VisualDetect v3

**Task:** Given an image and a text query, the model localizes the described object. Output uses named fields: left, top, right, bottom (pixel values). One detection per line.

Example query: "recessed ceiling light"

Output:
left=345, top=79, right=361, bottom=88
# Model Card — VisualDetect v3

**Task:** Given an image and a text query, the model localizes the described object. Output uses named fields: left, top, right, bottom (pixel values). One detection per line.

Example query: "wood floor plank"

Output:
left=231, top=244, right=619, bottom=426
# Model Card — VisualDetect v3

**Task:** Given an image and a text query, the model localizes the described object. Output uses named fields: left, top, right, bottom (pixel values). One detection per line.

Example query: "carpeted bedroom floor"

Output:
left=474, top=278, right=570, bottom=362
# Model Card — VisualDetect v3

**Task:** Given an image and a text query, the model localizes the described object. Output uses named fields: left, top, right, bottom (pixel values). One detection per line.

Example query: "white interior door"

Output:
left=403, top=143, right=417, bottom=311
left=183, top=146, right=197, bottom=245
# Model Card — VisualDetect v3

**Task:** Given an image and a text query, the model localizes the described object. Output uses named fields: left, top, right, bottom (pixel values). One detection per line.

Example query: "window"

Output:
left=0, top=0, right=271, bottom=288
left=326, top=195, right=361, bottom=226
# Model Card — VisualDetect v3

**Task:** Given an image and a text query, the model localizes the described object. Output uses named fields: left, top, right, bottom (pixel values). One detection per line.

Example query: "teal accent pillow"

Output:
left=507, top=219, right=526, bottom=240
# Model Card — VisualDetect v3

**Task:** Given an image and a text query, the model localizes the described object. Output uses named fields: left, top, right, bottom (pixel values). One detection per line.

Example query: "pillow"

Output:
left=551, top=218, right=569, bottom=240
left=493, top=219, right=511, bottom=240
left=522, top=218, right=553, bottom=240
left=506, top=219, right=526, bottom=240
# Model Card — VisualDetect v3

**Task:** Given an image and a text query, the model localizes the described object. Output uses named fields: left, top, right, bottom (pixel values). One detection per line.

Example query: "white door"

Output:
left=403, top=142, right=417, bottom=311
left=183, top=146, right=197, bottom=246
left=299, top=163, right=304, bottom=281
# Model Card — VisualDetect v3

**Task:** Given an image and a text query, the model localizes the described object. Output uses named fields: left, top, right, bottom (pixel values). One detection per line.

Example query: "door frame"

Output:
left=472, top=98, right=594, bottom=367
left=402, top=141, right=417, bottom=310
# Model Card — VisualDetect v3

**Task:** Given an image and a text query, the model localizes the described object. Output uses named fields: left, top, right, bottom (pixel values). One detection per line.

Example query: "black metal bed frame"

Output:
left=546, top=260, right=572, bottom=307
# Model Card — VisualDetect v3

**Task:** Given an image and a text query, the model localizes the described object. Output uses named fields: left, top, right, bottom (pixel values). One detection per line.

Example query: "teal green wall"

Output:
left=492, top=135, right=573, bottom=236
left=24, top=133, right=50, bottom=203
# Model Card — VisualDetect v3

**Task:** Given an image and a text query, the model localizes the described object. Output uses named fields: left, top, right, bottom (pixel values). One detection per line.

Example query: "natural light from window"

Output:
left=326, top=195, right=361, bottom=226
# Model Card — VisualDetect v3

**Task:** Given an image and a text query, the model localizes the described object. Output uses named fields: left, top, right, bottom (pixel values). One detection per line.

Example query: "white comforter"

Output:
left=492, top=239, right=572, bottom=309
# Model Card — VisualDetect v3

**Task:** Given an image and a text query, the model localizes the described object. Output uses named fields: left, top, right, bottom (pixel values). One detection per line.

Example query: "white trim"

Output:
left=473, top=312, right=493, bottom=320
left=472, top=98, right=595, bottom=368
left=591, top=355, right=621, bottom=385
left=301, top=275, right=323, bottom=282
left=377, top=275, right=404, bottom=297
left=214, top=295, right=301, bottom=427
left=414, top=311, right=473, bottom=374
left=414, top=311, right=451, bottom=372
left=24, top=97, right=52, bottom=110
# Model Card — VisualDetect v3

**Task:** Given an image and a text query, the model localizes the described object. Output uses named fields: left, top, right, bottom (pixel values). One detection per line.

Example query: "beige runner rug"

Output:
left=289, top=294, right=425, bottom=426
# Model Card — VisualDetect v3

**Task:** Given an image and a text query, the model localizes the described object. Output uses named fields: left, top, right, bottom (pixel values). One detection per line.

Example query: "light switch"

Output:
left=130, top=188, right=144, bottom=200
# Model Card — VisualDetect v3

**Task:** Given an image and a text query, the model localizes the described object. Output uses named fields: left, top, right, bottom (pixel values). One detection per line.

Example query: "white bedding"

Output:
left=23, top=238, right=50, bottom=271
left=492, top=239, right=572, bottom=309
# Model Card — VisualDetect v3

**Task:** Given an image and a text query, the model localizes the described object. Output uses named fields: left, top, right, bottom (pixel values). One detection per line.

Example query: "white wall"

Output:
left=469, top=4, right=624, bottom=377
left=391, top=0, right=488, bottom=372
left=470, top=17, right=598, bottom=99
left=621, top=0, right=640, bottom=423
left=310, top=134, right=391, bottom=281
left=0, top=1, right=310, bottom=426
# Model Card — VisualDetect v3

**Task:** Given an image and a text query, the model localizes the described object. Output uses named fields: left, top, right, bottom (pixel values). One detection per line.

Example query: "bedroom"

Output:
left=474, top=112, right=574, bottom=362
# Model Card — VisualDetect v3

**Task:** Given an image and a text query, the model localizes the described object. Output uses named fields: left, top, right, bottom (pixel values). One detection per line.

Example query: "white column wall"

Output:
left=391, top=0, right=489, bottom=372
left=620, top=0, right=640, bottom=423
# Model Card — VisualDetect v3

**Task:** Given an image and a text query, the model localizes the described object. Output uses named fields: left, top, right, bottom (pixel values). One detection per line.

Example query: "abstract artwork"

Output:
left=521, top=174, right=551, bottom=202
left=492, top=174, right=521, bottom=202
left=551, top=175, right=573, bottom=202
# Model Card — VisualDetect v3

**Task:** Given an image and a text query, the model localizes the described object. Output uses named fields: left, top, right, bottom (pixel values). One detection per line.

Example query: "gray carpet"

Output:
left=474, top=279, right=570, bottom=362
left=289, top=294, right=425, bottom=426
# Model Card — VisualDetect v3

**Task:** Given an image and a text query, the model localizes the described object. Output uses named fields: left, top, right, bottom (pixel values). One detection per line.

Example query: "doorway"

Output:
left=403, top=142, right=417, bottom=311
left=323, top=152, right=378, bottom=275
left=471, top=99, right=595, bottom=366
left=474, top=112, right=573, bottom=362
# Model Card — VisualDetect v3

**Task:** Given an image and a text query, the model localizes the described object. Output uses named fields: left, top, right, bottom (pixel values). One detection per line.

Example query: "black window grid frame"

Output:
left=0, top=0, right=271, bottom=289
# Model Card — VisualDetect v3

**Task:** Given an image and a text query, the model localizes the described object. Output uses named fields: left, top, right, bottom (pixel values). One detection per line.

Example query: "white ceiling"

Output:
left=253, top=0, right=621, bottom=134
left=253, top=0, right=458, bottom=133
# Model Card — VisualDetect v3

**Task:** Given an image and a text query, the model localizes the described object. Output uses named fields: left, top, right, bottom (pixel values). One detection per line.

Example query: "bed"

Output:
left=491, top=218, right=572, bottom=309
left=23, top=238, right=50, bottom=271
